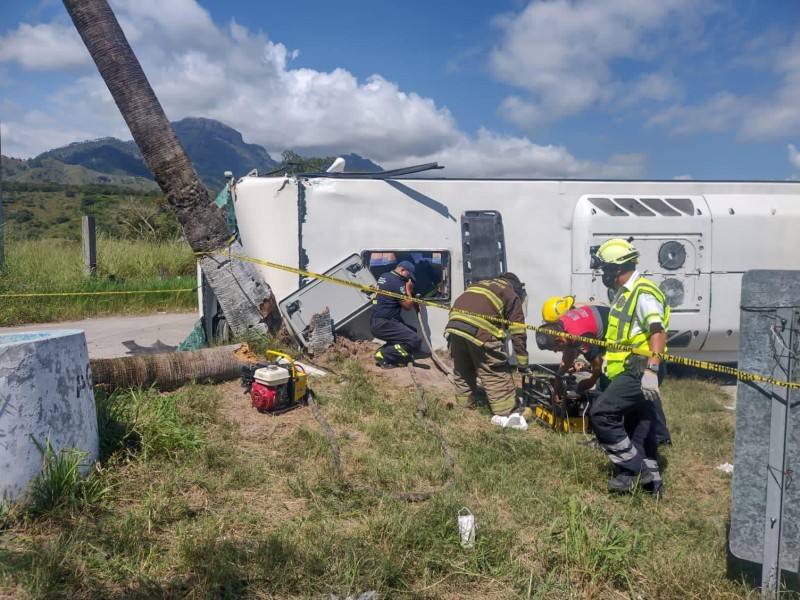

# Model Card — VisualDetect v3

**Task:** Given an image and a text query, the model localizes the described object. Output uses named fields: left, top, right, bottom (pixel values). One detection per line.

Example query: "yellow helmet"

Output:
left=541, top=295, right=575, bottom=323
left=591, top=238, right=639, bottom=269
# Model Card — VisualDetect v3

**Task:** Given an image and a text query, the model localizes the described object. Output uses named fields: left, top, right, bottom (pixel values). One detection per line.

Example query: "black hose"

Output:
left=415, top=306, right=455, bottom=384
left=306, top=364, right=455, bottom=502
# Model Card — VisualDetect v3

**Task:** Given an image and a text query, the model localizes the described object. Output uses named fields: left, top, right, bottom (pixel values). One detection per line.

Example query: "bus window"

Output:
left=362, top=250, right=451, bottom=300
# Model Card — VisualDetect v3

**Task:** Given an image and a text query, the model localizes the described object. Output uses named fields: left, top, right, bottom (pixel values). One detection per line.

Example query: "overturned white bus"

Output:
left=201, top=163, right=800, bottom=363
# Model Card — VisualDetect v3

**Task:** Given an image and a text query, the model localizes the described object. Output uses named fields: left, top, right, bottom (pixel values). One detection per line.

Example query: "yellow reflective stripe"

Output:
left=455, top=395, right=474, bottom=407
left=490, top=394, right=517, bottom=415
left=445, top=328, right=483, bottom=346
left=508, top=324, right=526, bottom=335
left=465, top=286, right=504, bottom=313
left=637, top=280, right=665, bottom=300
left=517, top=354, right=529, bottom=366
left=449, top=313, right=506, bottom=339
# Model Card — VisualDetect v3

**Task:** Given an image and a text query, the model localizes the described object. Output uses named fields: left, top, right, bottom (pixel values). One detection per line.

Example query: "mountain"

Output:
left=1, top=117, right=383, bottom=191
left=1, top=154, right=160, bottom=191
left=37, top=137, right=151, bottom=178
left=172, top=117, right=278, bottom=189
left=335, top=153, right=383, bottom=172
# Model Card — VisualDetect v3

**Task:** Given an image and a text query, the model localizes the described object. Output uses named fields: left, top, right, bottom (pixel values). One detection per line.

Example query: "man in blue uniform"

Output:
left=371, top=260, right=424, bottom=368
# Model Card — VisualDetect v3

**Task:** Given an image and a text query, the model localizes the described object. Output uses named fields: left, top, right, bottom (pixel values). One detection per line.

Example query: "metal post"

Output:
left=82, top=215, right=96, bottom=277
left=761, top=307, right=797, bottom=597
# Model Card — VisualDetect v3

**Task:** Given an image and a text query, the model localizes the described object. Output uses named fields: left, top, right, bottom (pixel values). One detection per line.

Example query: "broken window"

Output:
left=362, top=250, right=451, bottom=301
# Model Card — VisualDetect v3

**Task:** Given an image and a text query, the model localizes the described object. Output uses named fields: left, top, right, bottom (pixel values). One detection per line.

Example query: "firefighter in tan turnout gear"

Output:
left=445, top=273, right=529, bottom=416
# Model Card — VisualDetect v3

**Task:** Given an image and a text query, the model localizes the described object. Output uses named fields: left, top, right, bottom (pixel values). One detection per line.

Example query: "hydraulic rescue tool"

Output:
left=241, top=350, right=309, bottom=414
left=517, top=371, right=597, bottom=434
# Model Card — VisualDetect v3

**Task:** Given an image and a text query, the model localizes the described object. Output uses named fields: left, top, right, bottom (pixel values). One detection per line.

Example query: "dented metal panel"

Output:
left=279, top=254, right=377, bottom=348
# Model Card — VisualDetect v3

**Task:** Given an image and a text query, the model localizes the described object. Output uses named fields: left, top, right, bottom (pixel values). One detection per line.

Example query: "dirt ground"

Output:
left=219, top=337, right=456, bottom=447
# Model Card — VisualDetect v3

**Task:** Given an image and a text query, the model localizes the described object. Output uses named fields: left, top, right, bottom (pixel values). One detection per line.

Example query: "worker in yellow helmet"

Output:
left=541, top=295, right=576, bottom=323
left=588, top=238, right=671, bottom=495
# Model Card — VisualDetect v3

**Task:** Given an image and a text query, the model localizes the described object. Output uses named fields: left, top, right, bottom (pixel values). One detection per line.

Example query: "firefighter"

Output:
left=371, top=260, right=423, bottom=369
left=588, top=238, right=669, bottom=494
left=445, top=273, right=529, bottom=416
left=535, top=303, right=611, bottom=392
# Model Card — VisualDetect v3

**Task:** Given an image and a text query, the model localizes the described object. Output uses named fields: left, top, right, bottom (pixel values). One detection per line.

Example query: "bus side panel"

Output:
left=704, top=192, right=800, bottom=355
left=234, top=176, right=302, bottom=303
left=300, top=179, right=573, bottom=359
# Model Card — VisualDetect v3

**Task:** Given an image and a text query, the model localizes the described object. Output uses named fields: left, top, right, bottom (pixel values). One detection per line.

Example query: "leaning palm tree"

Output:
left=62, top=0, right=277, bottom=338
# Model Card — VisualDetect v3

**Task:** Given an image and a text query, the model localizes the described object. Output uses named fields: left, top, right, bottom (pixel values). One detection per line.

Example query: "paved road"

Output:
left=0, top=312, right=200, bottom=359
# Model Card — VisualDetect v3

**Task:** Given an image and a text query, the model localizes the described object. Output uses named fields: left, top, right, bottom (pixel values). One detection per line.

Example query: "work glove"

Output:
left=641, top=370, right=660, bottom=402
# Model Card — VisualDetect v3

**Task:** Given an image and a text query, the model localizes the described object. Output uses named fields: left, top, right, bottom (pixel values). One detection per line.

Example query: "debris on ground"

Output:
left=308, top=307, right=335, bottom=355
left=233, top=341, right=261, bottom=364
left=716, top=462, right=734, bottom=474
left=330, top=592, right=377, bottom=600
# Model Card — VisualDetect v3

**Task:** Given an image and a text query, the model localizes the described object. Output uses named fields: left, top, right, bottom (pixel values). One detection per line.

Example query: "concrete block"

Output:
left=730, top=270, right=800, bottom=583
left=0, top=330, right=97, bottom=502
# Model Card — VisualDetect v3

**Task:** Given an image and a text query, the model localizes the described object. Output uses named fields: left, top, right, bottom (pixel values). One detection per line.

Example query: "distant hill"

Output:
left=1, top=154, right=159, bottom=191
left=172, top=117, right=278, bottom=189
left=2, top=117, right=383, bottom=191
left=334, top=153, right=383, bottom=172
left=37, top=137, right=151, bottom=178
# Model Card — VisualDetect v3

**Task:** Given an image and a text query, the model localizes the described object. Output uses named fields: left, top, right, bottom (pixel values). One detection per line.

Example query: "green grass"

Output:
left=0, top=236, right=197, bottom=325
left=0, top=368, right=757, bottom=599
left=3, top=182, right=167, bottom=241
left=24, top=437, right=110, bottom=520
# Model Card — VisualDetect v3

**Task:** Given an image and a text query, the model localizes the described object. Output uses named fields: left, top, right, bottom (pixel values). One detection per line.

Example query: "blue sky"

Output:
left=1, top=0, right=799, bottom=179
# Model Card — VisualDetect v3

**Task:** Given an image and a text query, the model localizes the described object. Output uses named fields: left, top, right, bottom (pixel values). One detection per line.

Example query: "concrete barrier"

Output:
left=0, top=330, right=98, bottom=502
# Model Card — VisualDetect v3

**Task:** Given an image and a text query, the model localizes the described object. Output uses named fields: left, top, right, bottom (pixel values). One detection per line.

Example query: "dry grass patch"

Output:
left=0, top=359, right=760, bottom=599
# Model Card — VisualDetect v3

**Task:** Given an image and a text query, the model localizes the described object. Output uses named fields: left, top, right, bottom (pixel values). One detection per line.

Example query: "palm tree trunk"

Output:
left=62, top=0, right=278, bottom=337
left=90, top=344, right=248, bottom=391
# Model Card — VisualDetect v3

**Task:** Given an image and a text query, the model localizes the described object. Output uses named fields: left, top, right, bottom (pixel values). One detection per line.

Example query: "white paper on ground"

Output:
left=490, top=415, right=508, bottom=427
left=505, top=414, right=528, bottom=430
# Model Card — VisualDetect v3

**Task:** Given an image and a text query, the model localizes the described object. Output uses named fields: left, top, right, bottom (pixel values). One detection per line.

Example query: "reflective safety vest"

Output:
left=604, top=277, right=670, bottom=379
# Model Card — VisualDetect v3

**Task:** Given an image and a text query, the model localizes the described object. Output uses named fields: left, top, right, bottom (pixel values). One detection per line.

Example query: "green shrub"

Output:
left=25, top=437, right=108, bottom=519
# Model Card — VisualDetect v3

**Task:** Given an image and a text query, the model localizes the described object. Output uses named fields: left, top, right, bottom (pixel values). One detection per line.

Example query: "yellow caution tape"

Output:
left=0, top=289, right=195, bottom=298
left=200, top=250, right=799, bottom=390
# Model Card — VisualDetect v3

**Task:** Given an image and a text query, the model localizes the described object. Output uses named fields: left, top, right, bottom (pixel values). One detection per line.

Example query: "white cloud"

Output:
left=389, top=129, right=645, bottom=179
left=789, top=144, right=800, bottom=171
left=648, top=33, right=800, bottom=141
left=0, top=0, right=642, bottom=180
left=488, top=0, right=701, bottom=128
left=738, top=34, right=800, bottom=141
left=1, top=110, right=126, bottom=159
left=0, top=22, right=89, bottom=71
left=646, top=92, right=744, bottom=134
left=616, top=72, right=684, bottom=111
